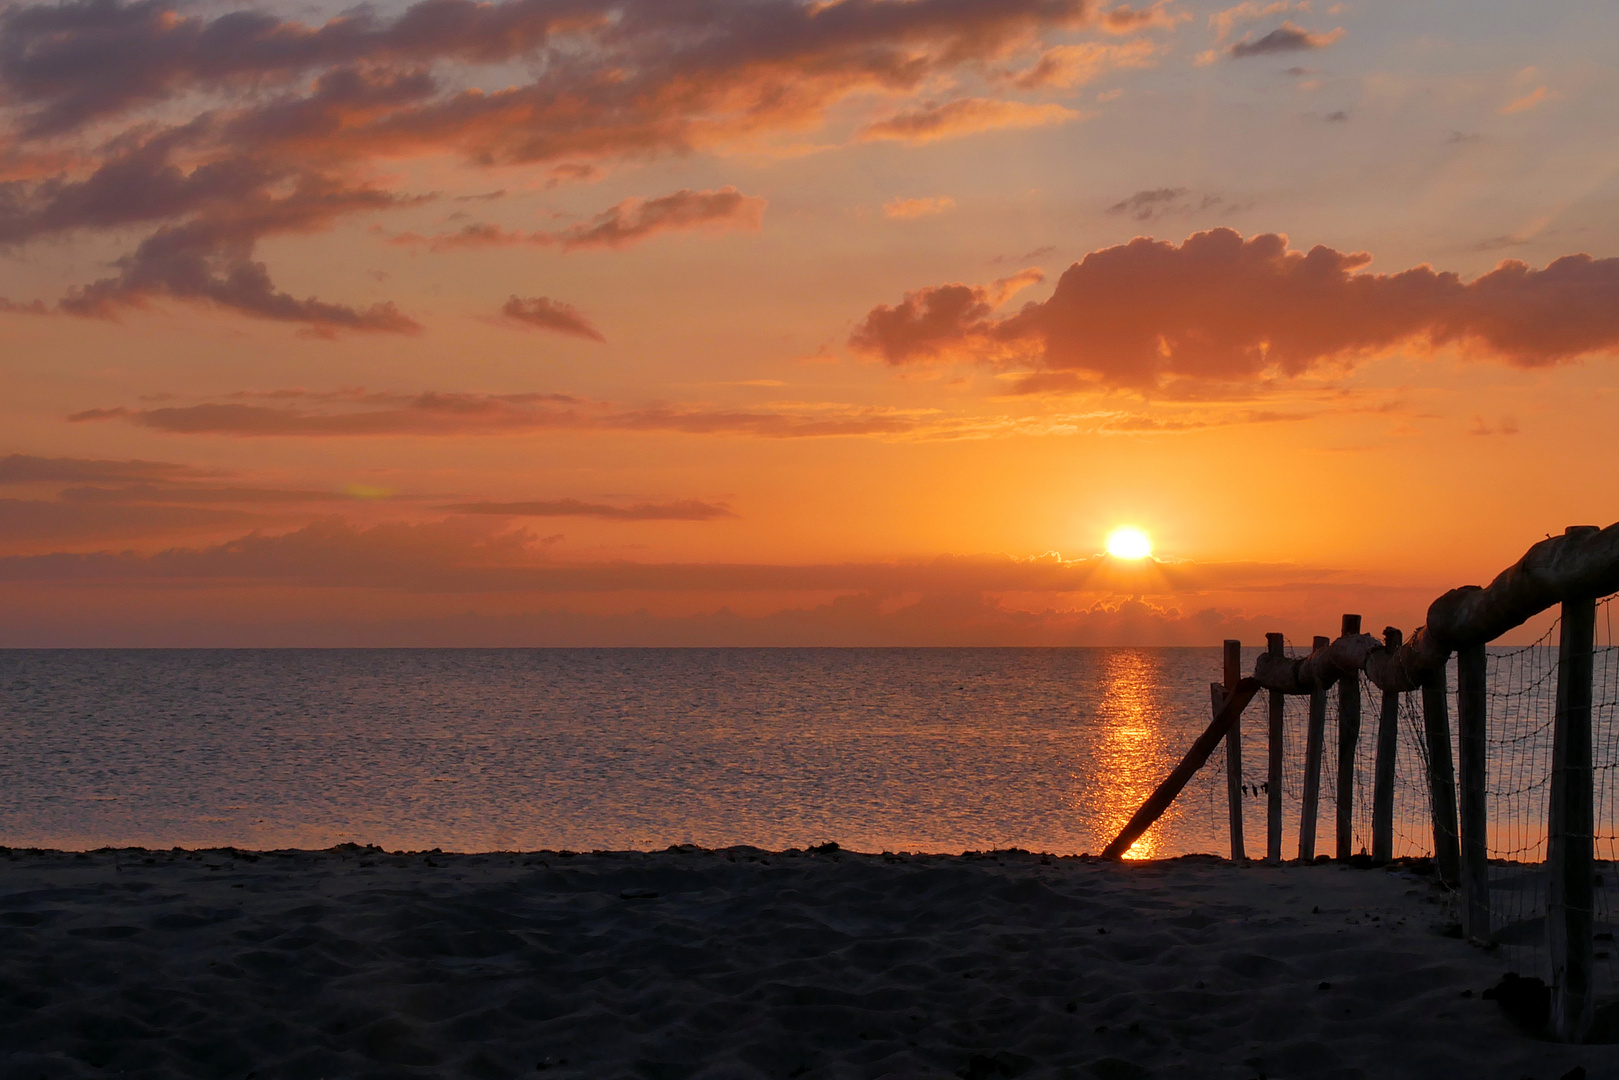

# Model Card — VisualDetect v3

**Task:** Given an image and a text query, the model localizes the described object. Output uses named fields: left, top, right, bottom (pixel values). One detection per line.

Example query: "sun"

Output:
left=1106, top=526, right=1153, bottom=560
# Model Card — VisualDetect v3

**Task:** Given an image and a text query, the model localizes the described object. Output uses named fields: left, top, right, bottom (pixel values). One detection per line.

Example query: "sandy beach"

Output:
left=0, top=845, right=1610, bottom=1080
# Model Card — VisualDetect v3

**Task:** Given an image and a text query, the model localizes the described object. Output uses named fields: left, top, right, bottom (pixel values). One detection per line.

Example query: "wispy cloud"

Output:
left=1499, top=86, right=1557, bottom=115
left=443, top=499, right=734, bottom=521
left=858, top=99, right=1079, bottom=145
left=499, top=296, right=606, bottom=341
left=1228, top=21, right=1344, bottom=59
left=883, top=196, right=956, bottom=220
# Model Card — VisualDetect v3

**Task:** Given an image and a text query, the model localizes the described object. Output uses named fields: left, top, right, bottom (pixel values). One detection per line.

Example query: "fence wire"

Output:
left=1185, top=599, right=1619, bottom=999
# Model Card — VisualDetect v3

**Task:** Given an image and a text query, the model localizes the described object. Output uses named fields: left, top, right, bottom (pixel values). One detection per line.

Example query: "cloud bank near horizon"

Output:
left=0, top=514, right=1406, bottom=645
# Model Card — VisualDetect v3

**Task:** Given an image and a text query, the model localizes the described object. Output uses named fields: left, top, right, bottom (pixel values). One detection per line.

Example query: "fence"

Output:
left=1102, top=523, right=1619, bottom=1043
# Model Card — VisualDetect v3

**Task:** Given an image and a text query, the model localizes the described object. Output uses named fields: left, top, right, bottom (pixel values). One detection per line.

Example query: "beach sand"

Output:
left=0, top=845, right=1611, bottom=1079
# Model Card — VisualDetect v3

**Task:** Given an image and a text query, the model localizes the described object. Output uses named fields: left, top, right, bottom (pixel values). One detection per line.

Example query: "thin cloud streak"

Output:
left=444, top=498, right=735, bottom=520
left=857, top=98, right=1079, bottom=144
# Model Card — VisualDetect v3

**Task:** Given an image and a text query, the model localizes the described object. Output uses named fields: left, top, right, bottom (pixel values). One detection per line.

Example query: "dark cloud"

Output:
left=0, top=452, right=206, bottom=484
left=1104, top=187, right=1225, bottom=221
left=0, top=0, right=1095, bottom=138
left=69, top=391, right=932, bottom=439
left=989, top=244, right=1056, bottom=265
left=846, top=268, right=1043, bottom=364
left=52, top=177, right=421, bottom=334
left=393, top=186, right=765, bottom=254
left=0, top=589, right=1296, bottom=647
left=443, top=498, right=734, bottom=520
left=0, top=498, right=247, bottom=542
left=0, top=515, right=1345, bottom=596
left=556, top=187, right=765, bottom=250
left=1324, top=110, right=1348, bottom=123
left=57, top=484, right=350, bottom=504
left=857, top=98, right=1077, bottom=144
left=499, top=296, right=605, bottom=341
left=849, top=228, right=1619, bottom=393
left=1228, top=22, right=1342, bottom=58
left=0, top=0, right=1101, bottom=331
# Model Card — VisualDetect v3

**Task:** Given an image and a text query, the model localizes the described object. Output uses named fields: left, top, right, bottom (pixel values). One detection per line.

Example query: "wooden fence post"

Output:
left=1223, top=639, right=1246, bottom=862
left=1457, top=642, right=1490, bottom=941
left=1266, top=633, right=1285, bottom=864
left=1299, top=635, right=1330, bottom=862
left=1549, top=590, right=1597, bottom=1042
left=1371, top=626, right=1402, bottom=863
left=1336, top=613, right=1362, bottom=861
left=1421, top=662, right=1462, bottom=884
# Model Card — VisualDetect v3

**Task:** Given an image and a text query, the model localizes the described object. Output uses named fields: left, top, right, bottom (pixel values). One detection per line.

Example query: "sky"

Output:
left=0, top=0, right=1616, bottom=646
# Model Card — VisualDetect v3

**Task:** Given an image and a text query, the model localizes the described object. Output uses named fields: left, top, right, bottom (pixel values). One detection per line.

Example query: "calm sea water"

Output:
left=0, top=648, right=1244, bottom=856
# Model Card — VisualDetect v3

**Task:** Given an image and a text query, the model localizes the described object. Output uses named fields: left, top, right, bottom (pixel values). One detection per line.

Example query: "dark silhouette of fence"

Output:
left=1103, top=523, right=1619, bottom=1043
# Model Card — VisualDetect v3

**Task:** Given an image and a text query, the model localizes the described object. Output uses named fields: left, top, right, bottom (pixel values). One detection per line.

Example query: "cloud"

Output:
left=499, top=296, right=605, bottom=341
left=849, top=228, right=1619, bottom=393
left=0, top=515, right=1346, bottom=596
left=56, top=483, right=350, bottom=505
left=1207, top=1, right=1297, bottom=44
left=0, top=452, right=207, bottom=484
left=989, top=245, right=1057, bottom=265
left=846, top=268, right=1045, bottom=365
left=45, top=174, right=422, bottom=334
left=1228, top=22, right=1343, bottom=58
left=1499, top=86, right=1556, bottom=115
left=392, top=186, right=766, bottom=253
left=64, top=385, right=1209, bottom=443
left=1010, top=40, right=1158, bottom=88
left=0, top=0, right=1097, bottom=137
left=1099, top=3, right=1188, bottom=34
left=883, top=196, right=956, bottom=220
left=443, top=498, right=734, bottom=521
left=1104, top=187, right=1226, bottom=221
left=1468, top=415, right=1520, bottom=437
left=0, top=498, right=249, bottom=543
left=556, top=187, right=765, bottom=250
left=68, top=390, right=940, bottom=439
left=858, top=98, right=1079, bottom=144
left=0, top=0, right=1099, bottom=330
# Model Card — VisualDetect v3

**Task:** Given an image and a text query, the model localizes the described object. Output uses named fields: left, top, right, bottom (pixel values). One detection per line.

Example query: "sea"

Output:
left=0, top=648, right=1271, bottom=856
left=0, top=645, right=1606, bottom=859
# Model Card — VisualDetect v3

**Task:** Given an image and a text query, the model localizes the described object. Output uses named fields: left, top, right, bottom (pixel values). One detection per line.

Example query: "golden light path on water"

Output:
left=1092, top=649, right=1171, bottom=859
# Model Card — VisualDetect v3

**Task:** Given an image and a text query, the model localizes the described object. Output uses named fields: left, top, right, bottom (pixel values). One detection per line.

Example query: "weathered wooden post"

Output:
left=1371, top=626, right=1402, bottom=863
left=1336, top=613, right=1362, bottom=861
left=1223, top=639, right=1246, bottom=862
left=1266, top=633, right=1285, bottom=864
left=1457, top=641, right=1490, bottom=941
left=1421, top=662, right=1461, bottom=884
left=1298, top=635, right=1330, bottom=862
left=1548, top=586, right=1597, bottom=1042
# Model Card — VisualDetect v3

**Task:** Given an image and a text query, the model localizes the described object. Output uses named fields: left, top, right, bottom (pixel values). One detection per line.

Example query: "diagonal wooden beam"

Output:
left=1102, top=677, right=1261, bottom=861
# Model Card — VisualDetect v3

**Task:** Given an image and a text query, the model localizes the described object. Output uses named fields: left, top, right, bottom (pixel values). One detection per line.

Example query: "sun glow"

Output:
left=1105, top=527, right=1153, bottom=560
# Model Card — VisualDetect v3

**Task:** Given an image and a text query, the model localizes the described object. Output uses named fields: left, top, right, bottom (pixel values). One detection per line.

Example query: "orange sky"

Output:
left=1, top=0, right=1616, bottom=645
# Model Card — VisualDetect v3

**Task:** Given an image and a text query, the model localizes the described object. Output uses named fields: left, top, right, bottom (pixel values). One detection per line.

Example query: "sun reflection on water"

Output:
left=1093, top=650, right=1171, bottom=859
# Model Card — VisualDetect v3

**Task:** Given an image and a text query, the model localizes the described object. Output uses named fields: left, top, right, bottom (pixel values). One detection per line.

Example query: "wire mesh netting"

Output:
left=1185, top=597, right=1619, bottom=997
